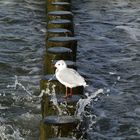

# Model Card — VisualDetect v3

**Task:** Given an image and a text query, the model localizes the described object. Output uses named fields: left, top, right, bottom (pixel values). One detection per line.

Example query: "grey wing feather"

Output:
left=58, top=68, right=85, bottom=85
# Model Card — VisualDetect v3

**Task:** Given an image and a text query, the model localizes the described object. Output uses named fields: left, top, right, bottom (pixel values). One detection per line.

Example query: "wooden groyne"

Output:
left=39, top=0, right=84, bottom=139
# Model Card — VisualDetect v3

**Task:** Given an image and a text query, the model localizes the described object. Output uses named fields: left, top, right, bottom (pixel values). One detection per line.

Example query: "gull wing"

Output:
left=58, top=68, right=85, bottom=86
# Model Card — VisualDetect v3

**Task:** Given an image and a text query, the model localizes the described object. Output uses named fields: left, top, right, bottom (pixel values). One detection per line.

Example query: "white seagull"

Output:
left=55, top=60, right=87, bottom=97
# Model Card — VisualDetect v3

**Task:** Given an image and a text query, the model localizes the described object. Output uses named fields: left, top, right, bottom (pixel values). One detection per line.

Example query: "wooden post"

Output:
left=47, top=2, right=71, bottom=12
left=47, top=11, right=73, bottom=21
left=47, top=19, right=74, bottom=34
left=39, top=0, right=84, bottom=139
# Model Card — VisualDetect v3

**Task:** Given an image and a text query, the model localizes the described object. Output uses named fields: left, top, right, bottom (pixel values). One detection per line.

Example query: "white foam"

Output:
left=109, top=72, right=116, bottom=75
left=0, top=125, right=24, bottom=140
left=7, top=75, right=32, bottom=96
left=76, top=89, right=104, bottom=117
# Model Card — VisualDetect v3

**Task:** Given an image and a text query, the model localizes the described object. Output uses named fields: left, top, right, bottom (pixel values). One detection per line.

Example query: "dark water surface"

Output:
left=0, top=0, right=45, bottom=139
left=73, top=0, right=140, bottom=139
left=0, top=0, right=140, bottom=139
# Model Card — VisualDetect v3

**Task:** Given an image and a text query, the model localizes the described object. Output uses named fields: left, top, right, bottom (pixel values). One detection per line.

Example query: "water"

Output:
left=0, top=0, right=45, bottom=139
left=72, top=0, right=140, bottom=139
left=0, top=0, right=140, bottom=139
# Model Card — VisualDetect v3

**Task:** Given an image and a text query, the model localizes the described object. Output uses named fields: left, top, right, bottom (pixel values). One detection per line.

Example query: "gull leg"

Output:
left=65, top=86, right=68, bottom=97
left=69, top=88, right=72, bottom=96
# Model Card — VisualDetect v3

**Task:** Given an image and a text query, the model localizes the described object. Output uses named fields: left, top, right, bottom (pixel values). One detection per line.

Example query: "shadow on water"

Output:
left=0, top=0, right=140, bottom=139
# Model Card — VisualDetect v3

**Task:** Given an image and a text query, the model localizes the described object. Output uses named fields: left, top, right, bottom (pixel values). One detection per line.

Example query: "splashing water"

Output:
left=75, top=89, right=104, bottom=139
left=6, top=76, right=104, bottom=138
left=76, top=89, right=104, bottom=117
left=39, top=83, right=63, bottom=115
left=48, top=74, right=56, bottom=82
left=51, top=84, right=63, bottom=115
left=7, top=75, right=32, bottom=96
left=0, top=125, right=24, bottom=140
left=5, top=75, right=104, bottom=139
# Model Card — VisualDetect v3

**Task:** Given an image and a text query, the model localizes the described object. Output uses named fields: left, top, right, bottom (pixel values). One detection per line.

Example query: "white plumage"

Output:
left=55, top=60, right=87, bottom=97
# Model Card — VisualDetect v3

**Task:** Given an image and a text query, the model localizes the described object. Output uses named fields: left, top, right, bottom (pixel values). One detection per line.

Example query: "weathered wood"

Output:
left=40, top=0, right=84, bottom=139
left=47, top=19, right=74, bottom=34
left=41, top=116, right=79, bottom=139
left=46, top=28, right=72, bottom=40
left=47, top=2, right=71, bottom=12
left=46, top=37, right=77, bottom=60
left=44, top=47, right=74, bottom=74
left=47, top=11, right=73, bottom=21
left=47, top=0, right=71, bottom=4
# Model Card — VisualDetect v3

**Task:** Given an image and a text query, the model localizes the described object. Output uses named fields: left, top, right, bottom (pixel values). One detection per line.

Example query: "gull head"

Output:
left=55, top=60, right=67, bottom=71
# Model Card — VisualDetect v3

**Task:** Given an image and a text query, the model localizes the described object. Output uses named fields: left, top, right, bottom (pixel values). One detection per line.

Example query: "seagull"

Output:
left=54, top=60, right=87, bottom=97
